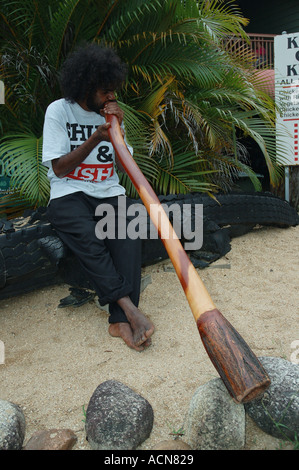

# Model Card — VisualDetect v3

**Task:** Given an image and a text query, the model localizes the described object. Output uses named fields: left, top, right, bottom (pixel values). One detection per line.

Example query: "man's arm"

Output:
left=52, top=100, right=126, bottom=177
left=52, top=122, right=111, bottom=178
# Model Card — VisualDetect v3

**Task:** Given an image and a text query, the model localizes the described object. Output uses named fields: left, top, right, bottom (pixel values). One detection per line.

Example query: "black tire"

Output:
left=0, top=192, right=297, bottom=300
left=0, top=210, right=63, bottom=299
left=156, top=192, right=299, bottom=228
left=139, top=192, right=299, bottom=265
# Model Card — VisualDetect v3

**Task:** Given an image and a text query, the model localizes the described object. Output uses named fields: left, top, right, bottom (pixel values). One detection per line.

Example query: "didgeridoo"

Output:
left=106, top=113, right=270, bottom=403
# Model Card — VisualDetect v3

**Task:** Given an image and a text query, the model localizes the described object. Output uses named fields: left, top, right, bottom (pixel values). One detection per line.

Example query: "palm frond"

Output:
left=152, top=145, right=217, bottom=195
left=0, top=133, right=49, bottom=205
left=0, top=192, right=33, bottom=219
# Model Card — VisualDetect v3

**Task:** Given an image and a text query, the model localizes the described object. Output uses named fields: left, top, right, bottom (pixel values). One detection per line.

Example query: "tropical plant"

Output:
left=0, top=0, right=285, bottom=216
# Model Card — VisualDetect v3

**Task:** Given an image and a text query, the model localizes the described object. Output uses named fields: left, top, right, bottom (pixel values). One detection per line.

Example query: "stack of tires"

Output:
left=0, top=192, right=298, bottom=301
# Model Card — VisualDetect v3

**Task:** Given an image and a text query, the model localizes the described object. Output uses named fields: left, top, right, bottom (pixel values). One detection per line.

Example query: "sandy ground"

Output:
left=0, top=224, right=298, bottom=451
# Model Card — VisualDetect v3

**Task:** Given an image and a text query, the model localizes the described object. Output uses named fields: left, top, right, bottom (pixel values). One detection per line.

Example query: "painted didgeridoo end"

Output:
left=197, top=309, right=271, bottom=403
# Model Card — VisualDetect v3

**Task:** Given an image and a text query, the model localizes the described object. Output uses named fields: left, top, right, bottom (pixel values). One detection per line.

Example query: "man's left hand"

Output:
left=101, top=101, right=124, bottom=125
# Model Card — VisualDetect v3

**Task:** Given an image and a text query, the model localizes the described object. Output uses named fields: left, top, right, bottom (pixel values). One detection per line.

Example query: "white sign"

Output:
left=275, top=33, right=299, bottom=165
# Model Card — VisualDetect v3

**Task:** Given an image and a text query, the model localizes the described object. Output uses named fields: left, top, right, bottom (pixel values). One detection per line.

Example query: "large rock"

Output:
left=0, top=400, right=26, bottom=450
left=245, top=357, right=299, bottom=440
left=85, top=380, right=154, bottom=450
left=184, top=378, right=245, bottom=450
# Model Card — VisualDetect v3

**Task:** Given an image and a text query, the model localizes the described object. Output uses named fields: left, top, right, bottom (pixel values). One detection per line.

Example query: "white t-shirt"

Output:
left=42, top=98, right=129, bottom=201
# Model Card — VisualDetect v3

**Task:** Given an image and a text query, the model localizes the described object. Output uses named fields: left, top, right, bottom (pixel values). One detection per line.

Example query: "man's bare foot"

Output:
left=116, top=296, right=155, bottom=348
left=108, top=322, right=151, bottom=352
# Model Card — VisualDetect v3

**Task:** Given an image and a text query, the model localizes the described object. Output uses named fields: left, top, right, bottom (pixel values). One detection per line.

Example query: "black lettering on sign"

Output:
left=288, top=37, right=299, bottom=49
left=287, top=64, right=299, bottom=76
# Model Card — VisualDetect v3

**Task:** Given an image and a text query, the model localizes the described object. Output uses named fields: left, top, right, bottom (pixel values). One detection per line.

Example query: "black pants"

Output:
left=47, top=192, right=141, bottom=324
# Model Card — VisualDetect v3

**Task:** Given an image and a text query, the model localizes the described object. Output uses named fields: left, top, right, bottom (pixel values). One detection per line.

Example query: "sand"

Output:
left=0, top=224, right=298, bottom=450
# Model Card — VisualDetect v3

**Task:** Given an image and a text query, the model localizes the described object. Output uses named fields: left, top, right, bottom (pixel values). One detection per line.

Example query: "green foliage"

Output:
left=0, top=0, right=286, bottom=213
left=0, top=132, right=49, bottom=205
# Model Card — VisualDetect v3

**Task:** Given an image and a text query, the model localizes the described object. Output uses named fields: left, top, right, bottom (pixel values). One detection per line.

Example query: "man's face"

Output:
left=86, top=88, right=116, bottom=114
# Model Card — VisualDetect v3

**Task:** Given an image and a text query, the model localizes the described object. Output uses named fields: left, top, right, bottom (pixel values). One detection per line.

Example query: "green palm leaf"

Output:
left=0, top=133, right=49, bottom=206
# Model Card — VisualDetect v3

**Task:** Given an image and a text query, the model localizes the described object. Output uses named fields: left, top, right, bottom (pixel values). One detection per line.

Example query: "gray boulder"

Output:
left=85, top=380, right=154, bottom=450
left=245, top=357, right=299, bottom=440
left=184, top=378, right=245, bottom=450
left=0, top=399, right=26, bottom=450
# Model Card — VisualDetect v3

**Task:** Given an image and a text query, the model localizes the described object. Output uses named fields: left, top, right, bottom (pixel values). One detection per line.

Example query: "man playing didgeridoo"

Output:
left=42, top=43, right=154, bottom=351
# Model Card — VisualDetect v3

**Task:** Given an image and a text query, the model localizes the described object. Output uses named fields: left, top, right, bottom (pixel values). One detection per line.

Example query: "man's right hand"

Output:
left=95, top=122, right=111, bottom=142
left=95, top=122, right=125, bottom=143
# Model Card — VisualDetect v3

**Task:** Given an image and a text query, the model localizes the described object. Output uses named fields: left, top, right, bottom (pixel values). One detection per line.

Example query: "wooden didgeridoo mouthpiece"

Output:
left=106, top=113, right=271, bottom=403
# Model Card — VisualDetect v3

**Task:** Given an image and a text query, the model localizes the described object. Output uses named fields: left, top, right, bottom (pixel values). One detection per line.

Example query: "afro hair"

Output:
left=59, top=43, right=128, bottom=102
